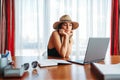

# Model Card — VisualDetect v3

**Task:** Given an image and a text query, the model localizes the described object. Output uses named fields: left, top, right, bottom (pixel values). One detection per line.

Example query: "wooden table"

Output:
left=0, top=55, right=120, bottom=80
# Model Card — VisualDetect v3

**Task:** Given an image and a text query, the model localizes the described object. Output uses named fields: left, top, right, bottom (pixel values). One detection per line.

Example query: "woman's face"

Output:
left=61, top=22, right=72, bottom=30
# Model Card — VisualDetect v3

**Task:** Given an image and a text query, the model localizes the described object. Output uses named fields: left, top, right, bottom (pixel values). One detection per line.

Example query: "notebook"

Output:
left=38, top=59, right=71, bottom=67
left=68, top=38, right=109, bottom=64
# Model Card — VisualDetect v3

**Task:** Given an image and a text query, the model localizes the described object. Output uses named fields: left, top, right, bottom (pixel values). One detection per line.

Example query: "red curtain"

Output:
left=110, top=0, right=119, bottom=55
left=1, top=0, right=6, bottom=54
left=1, top=0, right=15, bottom=56
left=0, top=0, right=2, bottom=53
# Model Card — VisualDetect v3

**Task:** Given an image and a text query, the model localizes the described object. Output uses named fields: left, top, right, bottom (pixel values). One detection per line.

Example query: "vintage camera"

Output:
left=0, top=50, right=38, bottom=77
left=0, top=50, right=25, bottom=77
left=3, top=64, right=25, bottom=77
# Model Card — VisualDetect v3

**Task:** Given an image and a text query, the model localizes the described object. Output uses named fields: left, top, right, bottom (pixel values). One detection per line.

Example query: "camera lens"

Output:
left=24, top=63, right=29, bottom=70
left=32, top=61, right=38, bottom=68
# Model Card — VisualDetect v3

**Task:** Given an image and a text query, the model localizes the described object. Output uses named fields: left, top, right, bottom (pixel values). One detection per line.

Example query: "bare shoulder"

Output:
left=52, top=30, right=58, bottom=34
left=52, top=31, right=59, bottom=37
left=51, top=31, right=61, bottom=41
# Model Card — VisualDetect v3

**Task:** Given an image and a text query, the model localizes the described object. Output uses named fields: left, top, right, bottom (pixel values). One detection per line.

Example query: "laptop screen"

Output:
left=84, top=38, right=109, bottom=63
left=68, top=38, right=110, bottom=64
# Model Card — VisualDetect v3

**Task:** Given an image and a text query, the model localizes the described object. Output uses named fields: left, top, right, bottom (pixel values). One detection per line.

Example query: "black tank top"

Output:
left=47, top=35, right=62, bottom=57
left=47, top=48, right=61, bottom=57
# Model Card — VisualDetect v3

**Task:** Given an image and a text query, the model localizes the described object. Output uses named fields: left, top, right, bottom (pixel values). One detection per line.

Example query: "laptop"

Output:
left=68, top=38, right=110, bottom=64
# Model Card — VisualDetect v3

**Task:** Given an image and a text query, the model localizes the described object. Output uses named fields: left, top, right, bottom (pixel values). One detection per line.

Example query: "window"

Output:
left=15, top=0, right=111, bottom=56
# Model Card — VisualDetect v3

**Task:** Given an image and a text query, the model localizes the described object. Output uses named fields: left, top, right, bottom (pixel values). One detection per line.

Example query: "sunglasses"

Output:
left=23, top=61, right=38, bottom=70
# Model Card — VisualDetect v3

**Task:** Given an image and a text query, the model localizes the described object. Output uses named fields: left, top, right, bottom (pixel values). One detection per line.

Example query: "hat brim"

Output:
left=53, top=21, right=79, bottom=30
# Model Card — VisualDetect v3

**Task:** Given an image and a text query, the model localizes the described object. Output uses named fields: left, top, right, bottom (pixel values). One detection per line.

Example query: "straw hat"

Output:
left=53, top=15, right=79, bottom=30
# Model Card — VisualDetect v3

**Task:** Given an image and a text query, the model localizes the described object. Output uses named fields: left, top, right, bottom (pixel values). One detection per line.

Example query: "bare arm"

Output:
left=60, top=35, right=70, bottom=57
left=52, top=29, right=74, bottom=58
left=52, top=31, right=70, bottom=57
left=65, top=30, right=73, bottom=57
left=65, top=38, right=73, bottom=57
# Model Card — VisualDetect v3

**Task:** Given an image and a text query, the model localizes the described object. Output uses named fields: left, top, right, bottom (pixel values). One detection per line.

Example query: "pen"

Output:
left=4, top=52, right=9, bottom=57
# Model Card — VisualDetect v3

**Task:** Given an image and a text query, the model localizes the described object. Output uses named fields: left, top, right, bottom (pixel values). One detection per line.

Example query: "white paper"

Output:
left=38, top=59, right=71, bottom=67
left=39, top=59, right=58, bottom=67
left=93, top=63, right=120, bottom=75
left=92, top=63, right=120, bottom=80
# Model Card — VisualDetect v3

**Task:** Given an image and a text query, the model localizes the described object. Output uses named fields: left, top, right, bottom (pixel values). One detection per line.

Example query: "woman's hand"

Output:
left=59, top=29, right=67, bottom=36
left=59, top=29, right=73, bottom=37
left=65, top=30, right=73, bottom=38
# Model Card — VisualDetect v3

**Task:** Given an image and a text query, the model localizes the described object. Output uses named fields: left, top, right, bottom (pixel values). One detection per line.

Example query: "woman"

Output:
left=47, top=15, right=79, bottom=58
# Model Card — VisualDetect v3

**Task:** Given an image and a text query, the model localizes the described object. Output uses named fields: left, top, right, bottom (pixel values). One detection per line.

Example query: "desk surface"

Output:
left=0, top=55, right=120, bottom=80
